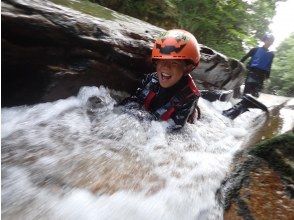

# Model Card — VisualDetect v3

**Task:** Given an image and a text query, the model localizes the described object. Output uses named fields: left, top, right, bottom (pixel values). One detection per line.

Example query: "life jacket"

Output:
left=142, top=74, right=200, bottom=122
left=249, top=47, right=274, bottom=72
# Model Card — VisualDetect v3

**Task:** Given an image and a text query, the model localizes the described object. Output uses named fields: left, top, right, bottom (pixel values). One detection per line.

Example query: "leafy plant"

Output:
left=92, top=0, right=285, bottom=59
left=266, top=33, right=294, bottom=96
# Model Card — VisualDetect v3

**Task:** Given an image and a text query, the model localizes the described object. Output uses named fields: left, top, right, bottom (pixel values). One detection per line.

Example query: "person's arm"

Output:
left=169, top=97, right=199, bottom=131
left=119, top=73, right=154, bottom=107
left=240, top=48, right=257, bottom=63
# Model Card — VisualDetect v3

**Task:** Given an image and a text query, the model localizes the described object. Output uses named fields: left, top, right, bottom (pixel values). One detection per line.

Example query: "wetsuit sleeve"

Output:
left=169, top=97, right=199, bottom=130
left=119, top=73, right=152, bottom=106
left=240, top=48, right=257, bottom=63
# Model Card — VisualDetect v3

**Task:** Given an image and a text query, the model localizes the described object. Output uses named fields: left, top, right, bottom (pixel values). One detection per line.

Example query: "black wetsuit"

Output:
left=120, top=73, right=200, bottom=130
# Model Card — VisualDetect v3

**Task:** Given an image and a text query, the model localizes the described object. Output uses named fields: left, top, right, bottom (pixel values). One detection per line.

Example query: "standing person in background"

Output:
left=240, top=33, right=275, bottom=97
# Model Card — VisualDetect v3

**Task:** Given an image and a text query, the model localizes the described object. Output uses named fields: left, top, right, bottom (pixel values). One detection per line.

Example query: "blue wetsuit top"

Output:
left=240, top=47, right=274, bottom=76
left=249, top=47, right=274, bottom=71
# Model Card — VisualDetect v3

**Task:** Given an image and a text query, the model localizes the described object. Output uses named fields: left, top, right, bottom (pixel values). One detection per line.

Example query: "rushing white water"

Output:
left=1, top=86, right=272, bottom=220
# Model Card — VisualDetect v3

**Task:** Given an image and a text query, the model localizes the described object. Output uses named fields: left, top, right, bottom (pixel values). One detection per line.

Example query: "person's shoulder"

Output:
left=149, top=72, right=160, bottom=84
left=243, top=47, right=258, bottom=57
left=186, top=75, right=201, bottom=97
left=141, top=72, right=158, bottom=84
left=177, top=81, right=200, bottom=105
left=265, top=49, right=274, bottom=56
left=144, top=72, right=158, bottom=80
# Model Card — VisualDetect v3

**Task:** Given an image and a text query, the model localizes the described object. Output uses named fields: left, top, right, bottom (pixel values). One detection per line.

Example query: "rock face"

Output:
left=221, top=133, right=294, bottom=219
left=2, top=0, right=160, bottom=106
left=2, top=0, right=245, bottom=107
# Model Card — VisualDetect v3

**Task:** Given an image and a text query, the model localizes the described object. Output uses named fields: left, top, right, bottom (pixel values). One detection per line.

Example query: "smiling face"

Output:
left=156, top=59, right=188, bottom=88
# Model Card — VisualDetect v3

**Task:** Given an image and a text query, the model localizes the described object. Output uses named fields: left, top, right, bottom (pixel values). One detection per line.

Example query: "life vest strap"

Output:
left=161, top=107, right=176, bottom=121
left=143, top=75, right=200, bottom=121
left=187, top=75, right=201, bottom=96
left=144, top=91, right=156, bottom=110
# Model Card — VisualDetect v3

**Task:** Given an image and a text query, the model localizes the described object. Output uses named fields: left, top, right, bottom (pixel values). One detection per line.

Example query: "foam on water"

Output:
left=1, top=86, right=267, bottom=220
left=279, top=99, right=294, bottom=133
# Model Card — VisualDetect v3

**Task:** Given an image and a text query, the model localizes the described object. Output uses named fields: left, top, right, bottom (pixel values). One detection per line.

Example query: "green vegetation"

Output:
left=50, top=0, right=116, bottom=20
left=90, top=0, right=285, bottom=58
left=266, top=33, right=294, bottom=96
left=50, top=0, right=293, bottom=95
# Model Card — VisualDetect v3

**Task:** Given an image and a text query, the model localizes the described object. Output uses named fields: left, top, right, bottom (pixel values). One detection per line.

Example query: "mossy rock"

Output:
left=249, top=132, right=294, bottom=182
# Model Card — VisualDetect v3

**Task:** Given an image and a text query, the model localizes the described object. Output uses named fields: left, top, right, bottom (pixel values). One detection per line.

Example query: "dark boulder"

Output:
left=2, top=0, right=245, bottom=107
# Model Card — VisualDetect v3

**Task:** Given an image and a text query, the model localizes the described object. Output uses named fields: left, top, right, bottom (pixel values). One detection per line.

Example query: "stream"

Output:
left=2, top=86, right=293, bottom=220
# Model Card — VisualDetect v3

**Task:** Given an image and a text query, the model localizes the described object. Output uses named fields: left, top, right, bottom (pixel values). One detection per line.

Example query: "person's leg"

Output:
left=222, top=101, right=247, bottom=119
left=201, top=90, right=221, bottom=102
left=242, top=94, right=268, bottom=112
left=244, top=82, right=260, bottom=97
left=255, top=78, right=265, bottom=96
left=233, top=86, right=242, bottom=99
left=201, top=90, right=233, bottom=102
left=244, top=71, right=266, bottom=97
left=222, top=94, right=268, bottom=119
left=244, top=71, right=259, bottom=97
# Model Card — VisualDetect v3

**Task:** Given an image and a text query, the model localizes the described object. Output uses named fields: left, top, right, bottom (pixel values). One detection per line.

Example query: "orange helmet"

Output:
left=152, top=29, right=201, bottom=67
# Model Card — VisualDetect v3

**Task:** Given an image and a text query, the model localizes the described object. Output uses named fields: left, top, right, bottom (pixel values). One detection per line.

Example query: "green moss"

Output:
left=249, top=133, right=294, bottom=180
left=50, top=0, right=116, bottom=20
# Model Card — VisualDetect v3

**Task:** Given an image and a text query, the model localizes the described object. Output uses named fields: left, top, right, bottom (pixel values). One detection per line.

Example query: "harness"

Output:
left=143, top=75, right=200, bottom=121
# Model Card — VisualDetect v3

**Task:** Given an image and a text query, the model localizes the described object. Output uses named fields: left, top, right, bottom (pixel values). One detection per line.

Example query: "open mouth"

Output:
left=160, top=72, right=172, bottom=81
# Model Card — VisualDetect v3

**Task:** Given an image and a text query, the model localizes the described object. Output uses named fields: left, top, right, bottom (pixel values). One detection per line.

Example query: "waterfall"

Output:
left=1, top=86, right=271, bottom=220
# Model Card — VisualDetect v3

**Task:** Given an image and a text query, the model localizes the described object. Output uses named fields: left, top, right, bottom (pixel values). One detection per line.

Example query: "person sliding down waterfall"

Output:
left=116, top=29, right=268, bottom=130
left=119, top=29, right=201, bottom=130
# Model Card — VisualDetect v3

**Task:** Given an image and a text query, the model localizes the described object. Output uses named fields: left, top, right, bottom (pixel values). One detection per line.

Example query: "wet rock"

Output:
left=250, top=133, right=294, bottom=198
left=192, top=47, right=245, bottom=92
left=86, top=96, right=104, bottom=110
left=220, top=133, right=294, bottom=219
left=2, top=0, right=245, bottom=107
